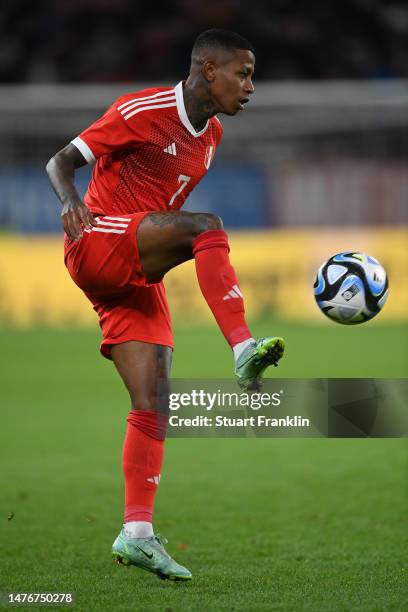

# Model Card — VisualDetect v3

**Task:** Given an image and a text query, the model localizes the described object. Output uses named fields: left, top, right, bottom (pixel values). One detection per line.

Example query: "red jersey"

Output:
left=71, top=81, right=223, bottom=216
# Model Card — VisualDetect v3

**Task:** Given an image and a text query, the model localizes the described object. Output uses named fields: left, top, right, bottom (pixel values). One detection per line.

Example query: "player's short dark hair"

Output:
left=192, top=29, right=255, bottom=57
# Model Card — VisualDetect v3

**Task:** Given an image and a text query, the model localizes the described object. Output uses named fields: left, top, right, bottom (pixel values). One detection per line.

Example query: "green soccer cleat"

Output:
left=235, top=337, right=285, bottom=390
left=112, top=528, right=192, bottom=581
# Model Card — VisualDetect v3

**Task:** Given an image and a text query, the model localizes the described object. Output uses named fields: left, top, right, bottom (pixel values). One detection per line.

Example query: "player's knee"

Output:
left=130, top=398, right=155, bottom=412
left=191, top=213, right=223, bottom=236
left=128, top=389, right=170, bottom=413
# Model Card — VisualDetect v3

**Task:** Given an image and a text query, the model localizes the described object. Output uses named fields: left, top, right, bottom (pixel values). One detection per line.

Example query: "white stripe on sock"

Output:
left=233, top=338, right=255, bottom=363
left=124, top=521, right=154, bottom=538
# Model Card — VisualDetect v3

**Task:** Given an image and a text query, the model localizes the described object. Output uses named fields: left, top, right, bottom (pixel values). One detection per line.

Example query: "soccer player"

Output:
left=46, top=29, right=284, bottom=581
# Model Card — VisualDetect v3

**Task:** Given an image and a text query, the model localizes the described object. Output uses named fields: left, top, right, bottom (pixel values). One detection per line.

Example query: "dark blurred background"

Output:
left=2, top=0, right=408, bottom=83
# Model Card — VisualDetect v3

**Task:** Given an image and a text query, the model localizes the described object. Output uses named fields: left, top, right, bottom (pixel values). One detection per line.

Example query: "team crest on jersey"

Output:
left=204, top=145, right=215, bottom=170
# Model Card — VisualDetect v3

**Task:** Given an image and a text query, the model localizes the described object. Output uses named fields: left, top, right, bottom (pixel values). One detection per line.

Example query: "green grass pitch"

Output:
left=1, top=320, right=407, bottom=611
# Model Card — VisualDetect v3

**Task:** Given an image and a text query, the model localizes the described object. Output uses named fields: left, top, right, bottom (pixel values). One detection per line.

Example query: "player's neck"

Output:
left=183, top=78, right=216, bottom=132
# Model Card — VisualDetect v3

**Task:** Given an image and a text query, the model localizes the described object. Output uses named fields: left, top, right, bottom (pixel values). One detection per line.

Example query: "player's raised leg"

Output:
left=110, top=341, right=192, bottom=581
left=137, top=211, right=285, bottom=388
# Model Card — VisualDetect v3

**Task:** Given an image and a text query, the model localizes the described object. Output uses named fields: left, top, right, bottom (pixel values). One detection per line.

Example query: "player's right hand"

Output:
left=61, top=199, right=97, bottom=241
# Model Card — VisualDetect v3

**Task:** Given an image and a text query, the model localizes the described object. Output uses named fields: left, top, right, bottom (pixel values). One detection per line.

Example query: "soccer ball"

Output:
left=314, top=252, right=388, bottom=324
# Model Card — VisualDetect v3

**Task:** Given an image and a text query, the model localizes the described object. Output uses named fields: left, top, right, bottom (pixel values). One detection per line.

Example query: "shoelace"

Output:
left=153, top=534, right=171, bottom=560
left=154, top=533, right=168, bottom=546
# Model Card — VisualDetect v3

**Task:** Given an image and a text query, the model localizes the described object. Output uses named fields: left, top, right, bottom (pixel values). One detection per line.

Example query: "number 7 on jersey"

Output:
left=168, top=174, right=191, bottom=207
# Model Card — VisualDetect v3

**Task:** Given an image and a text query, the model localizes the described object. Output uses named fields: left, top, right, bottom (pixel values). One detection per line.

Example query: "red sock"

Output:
left=192, top=230, right=252, bottom=347
left=122, top=410, right=167, bottom=524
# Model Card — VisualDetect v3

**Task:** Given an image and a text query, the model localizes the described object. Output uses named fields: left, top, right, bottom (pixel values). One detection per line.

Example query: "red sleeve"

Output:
left=71, top=100, right=149, bottom=162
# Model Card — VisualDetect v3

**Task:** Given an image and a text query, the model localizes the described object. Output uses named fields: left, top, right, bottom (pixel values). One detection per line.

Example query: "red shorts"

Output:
left=64, top=212, right=173, bottom=359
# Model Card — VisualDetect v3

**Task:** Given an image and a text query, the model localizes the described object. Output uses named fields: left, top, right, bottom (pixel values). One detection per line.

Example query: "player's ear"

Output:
left=202, top=60, right=217, bottom=83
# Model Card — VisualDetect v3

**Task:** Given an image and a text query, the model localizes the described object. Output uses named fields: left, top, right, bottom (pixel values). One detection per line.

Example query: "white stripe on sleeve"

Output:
left=71, top=137, right=96, bottom=164
left=117, top=89, right=175, bottom=111
left=123, top=102, right=177, bottom=121
left=119, top=94, right=176, bottom=116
